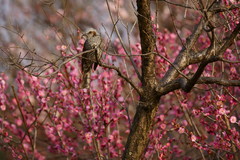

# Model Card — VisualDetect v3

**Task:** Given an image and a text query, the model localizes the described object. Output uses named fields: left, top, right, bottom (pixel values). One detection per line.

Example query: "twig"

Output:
left=105, top=0, right=142, bottom=81
left=98, top=60, right=142, bottom=95
left=11, top=86, right=34, bottom=156
left=155, top=52, right=189, bottom=80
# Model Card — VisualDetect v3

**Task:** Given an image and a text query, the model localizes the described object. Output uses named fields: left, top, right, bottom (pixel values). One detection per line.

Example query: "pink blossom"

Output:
left=159, top=115, right=165, bottom=121
left=182, top=120, right=188, bottom=126
left=178, top=127, right=185, bottom=134
left=230, top=116, right=237, bottom=123
left=61, top=45, right=67, bottom=50
left=108, top=135, right=114, bottom=142
left=3, top=137, right=10, bottom=143
left=218, top=108, right=227, bottom=115
left=0, top=78, right=6, bottom=90
left=118, top=96, right=124, bottom=102
left=61, top=89, right=68, bottom=96
left=38, top=90, right=45, bottom=97
left=17, top=155, right=23, bottom=159
left=85, top=132, right=93, bottom=144
left=0, top=105, right=6, bottom=111
left=160, top=124, right=166, bottom=130
left=191, top=134, right=197, bottom=142
left=230, top=67, right=237, bottom=74
left=15, top=118, right=22, bottom=126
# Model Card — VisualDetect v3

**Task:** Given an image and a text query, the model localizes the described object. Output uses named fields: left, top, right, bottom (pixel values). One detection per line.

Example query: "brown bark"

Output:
left=122, top=0, right=159, bottom=159
left=122, top=99, right=159, bottom=160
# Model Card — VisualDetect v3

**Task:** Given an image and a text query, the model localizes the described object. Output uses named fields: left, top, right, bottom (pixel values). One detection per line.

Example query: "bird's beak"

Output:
left=81, top=33, right=87, bottom=39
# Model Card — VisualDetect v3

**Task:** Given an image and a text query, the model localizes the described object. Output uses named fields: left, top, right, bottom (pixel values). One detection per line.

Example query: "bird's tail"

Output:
left=81, top=72, right=91, bottom=88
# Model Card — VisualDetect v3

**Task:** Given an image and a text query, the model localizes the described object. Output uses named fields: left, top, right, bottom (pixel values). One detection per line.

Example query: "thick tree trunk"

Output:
left=122, top=96, right=159, bottom=159
left=122, top=0, right=158, bottom=159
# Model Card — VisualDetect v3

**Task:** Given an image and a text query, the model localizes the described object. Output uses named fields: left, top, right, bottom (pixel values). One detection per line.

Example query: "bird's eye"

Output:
left=87, top=30, right=97, bottom=36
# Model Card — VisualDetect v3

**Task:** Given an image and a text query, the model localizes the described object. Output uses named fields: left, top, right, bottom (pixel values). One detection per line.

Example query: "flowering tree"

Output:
left=0, top=0, right=240, bottom=160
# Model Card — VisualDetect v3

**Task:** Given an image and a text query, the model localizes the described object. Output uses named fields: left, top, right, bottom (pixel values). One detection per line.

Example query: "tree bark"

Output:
left=122, top=99, right=159, bottom=159
left=122, top=0, right=159, bottom=159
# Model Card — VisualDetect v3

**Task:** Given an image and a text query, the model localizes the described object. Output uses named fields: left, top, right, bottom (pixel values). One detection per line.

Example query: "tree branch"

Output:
left=105, top=0, right=142, bottom=81
left=157, top=77, right=240, bottom=96
left=137, top=2, right=156, bottom=87
left=197, top=77, right=240, bottom=86
left=156, top=0, right=240, bottom=13
left=217, top=22, right=240, bottom=56
left=157, top=19, right=205, bottom=89
left=98, top=61, right=143, bottom=95
left=123, top=0, right=159, bottom=159
left=183, top=22, right=240, bottom=92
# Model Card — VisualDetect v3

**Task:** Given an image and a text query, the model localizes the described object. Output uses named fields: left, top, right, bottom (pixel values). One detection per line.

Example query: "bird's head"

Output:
left=81, top=28, right=99, bottom=39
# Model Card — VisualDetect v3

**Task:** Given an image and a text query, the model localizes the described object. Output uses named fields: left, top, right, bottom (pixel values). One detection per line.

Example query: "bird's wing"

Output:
left=82, top=40, right=95, bottom=73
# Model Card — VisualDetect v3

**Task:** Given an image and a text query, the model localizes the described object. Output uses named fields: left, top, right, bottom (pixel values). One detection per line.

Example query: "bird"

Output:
left=81, top=28, right=102, bottom=88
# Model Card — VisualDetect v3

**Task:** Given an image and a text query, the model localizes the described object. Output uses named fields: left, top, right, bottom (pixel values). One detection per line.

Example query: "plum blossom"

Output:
left=230, top=116, right=237, bottom=123
left=178, top=127, right=185, bottom=134
left=85, top=132, right=93, bottom=144
left=191, top=134, right=197, bottom=142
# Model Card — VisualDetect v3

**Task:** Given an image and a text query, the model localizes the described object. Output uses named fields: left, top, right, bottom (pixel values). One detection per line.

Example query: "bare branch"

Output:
left=155, top=52, right=189, bottom=80
left=157, top=0, right=193, bottom=9
left=197, top=77, right=240, bottom=86
left=157, top=76, right=240, bottom=96
left=10, top=49, right=95, bottom=77
left=98, top=61, right=143, bottom=95
left=175, top=22, right=240, bottom=93
left=157, top=19, right=205, bottom=88
left=182, top=61, right=208, bottom=92
left=217, top=22, right=240, bottom=56
left=156, top=0, right=240, bottom=13
left=105, top=0, right=142, bottom=81
left=219, top=58, right=240, bottom=64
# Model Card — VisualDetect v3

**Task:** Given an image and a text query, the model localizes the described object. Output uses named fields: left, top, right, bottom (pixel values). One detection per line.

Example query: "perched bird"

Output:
left=81, top=28, right=102, bottom=88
